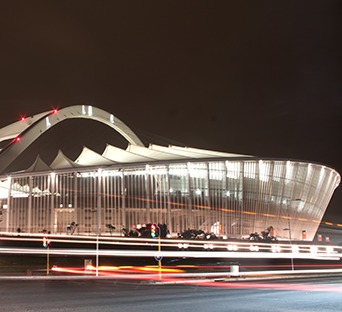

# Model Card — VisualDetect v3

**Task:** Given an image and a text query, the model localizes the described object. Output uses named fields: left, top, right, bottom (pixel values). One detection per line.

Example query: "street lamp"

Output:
left=91, top=168, right=102, bottom=277
left=284, top=198, right=301, bottom=271
left=91, top=208, right=100, bottom=277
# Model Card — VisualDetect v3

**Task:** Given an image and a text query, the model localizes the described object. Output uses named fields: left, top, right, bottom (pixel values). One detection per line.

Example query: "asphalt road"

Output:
left=0, top=276, right=342, bottom=312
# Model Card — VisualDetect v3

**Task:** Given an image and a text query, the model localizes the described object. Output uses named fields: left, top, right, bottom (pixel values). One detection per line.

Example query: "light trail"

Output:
left=51, top=265, right=342, bottom=278
left=0, top=247, right=340, bottom=260
left=1, top=233, right=342, bottom=255
left=157, top=264, right=342, bottom=269
left=50, top=265, right=342, bottom=292
left=180, top=280, right=342, bottom=293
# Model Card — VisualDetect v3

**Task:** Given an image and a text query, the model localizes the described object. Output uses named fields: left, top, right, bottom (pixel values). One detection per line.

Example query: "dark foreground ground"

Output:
left=0, top=276, right=342, bottom=312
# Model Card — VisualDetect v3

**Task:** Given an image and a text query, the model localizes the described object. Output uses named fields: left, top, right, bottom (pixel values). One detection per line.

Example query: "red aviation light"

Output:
left=53, top=108, right=58, bottom=114
left=20, top=116, right=25, bottom=121
left=10, top=136, right=21, bottom=144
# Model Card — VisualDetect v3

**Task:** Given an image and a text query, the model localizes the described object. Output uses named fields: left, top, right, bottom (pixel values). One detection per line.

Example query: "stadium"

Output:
left=0, top=105, right=340, bottom=241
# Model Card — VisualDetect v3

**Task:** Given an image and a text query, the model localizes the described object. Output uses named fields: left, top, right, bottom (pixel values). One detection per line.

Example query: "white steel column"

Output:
left=50, top=173, right=55, bottom=234
left=187, top=163, right=193, bottom=229
left=121, top=170, right=126, bottom=229
left=96, top=169, right=102, bottom=277
left=74, top=172, right=77, bottom=229
left=167, top=166, right=172, bottom=235
left=224, top=161, right=228, bottom=236
left=6, top=177, right=12, bottom=232
left=97, top=169, right=102, bottom=235
left=206, top=162, right=212, bottom=233
left=27, top=176, right=32, bottom=233
left=240, top=162, right=244, bottom=237
left=145, top=165, right=151, bottom=223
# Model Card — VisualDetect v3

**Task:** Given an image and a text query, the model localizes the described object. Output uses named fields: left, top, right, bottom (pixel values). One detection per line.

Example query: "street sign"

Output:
left=154, top=251, right=162, bottom=261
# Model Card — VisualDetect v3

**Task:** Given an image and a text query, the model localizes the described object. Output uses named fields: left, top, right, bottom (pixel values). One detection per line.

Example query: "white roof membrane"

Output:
left=127, top=144, right=186, bottom=160
left=50, top=150, right=83, bottom=169
left=102, top=144, right=154, bottom=163
left=168, top=145, right=253, bottom=158
left=75, top=146, right=116, bottom=166
left=25, top=155, right=51, bottom=172
left=150, top=144, right=227, bottom=159
left=22, top=143, right=253, bottom=172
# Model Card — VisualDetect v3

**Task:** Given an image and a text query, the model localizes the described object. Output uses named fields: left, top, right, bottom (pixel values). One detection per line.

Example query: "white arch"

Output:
left=0, top=105, right=144, bottom=174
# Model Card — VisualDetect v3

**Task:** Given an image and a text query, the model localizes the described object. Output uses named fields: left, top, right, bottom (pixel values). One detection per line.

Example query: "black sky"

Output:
left=0, top=1, right=341, bottom=221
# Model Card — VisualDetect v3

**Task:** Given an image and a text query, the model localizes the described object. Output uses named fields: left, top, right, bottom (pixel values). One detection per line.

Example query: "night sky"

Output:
left=0, top=1, right=341, bottom=222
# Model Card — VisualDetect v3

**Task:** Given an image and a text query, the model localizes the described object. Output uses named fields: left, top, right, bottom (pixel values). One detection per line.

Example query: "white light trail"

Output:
left=1, top=233, right=341, bottom=259
left=0, top=247, right=340, bottom=260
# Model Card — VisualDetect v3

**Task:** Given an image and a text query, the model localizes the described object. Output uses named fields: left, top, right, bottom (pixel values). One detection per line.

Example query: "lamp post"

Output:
left=90, top=206, right=101, bottom=278
left=96, top=207, right=99, bottom=277
left=91, top=209, right=99, bottom=276
left=284, top=198, right=301, bottom=271
left=91, top=169, right=102, bottom=277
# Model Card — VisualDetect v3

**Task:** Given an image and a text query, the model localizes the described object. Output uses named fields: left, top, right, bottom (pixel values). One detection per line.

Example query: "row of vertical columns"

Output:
left=291, top=165, right=313, bottom=239
left=3, top=161, right=337, bottom=239
left=294, top=165, right=314, bottom=224
left=286, top=165, right=301, bottom=239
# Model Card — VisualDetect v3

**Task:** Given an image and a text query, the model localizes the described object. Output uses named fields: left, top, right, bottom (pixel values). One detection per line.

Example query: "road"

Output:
left=0, top=276, right=342, bottom=312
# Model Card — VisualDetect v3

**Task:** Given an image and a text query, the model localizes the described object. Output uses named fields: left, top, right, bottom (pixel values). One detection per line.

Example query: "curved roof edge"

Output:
left=1, top=155, right=340, bottom=192
left=0, top=105, right=144, bottom=174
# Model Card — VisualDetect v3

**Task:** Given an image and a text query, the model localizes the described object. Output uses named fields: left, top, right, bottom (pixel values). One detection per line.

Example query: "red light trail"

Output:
left=50, top=265, right=342, bottom=293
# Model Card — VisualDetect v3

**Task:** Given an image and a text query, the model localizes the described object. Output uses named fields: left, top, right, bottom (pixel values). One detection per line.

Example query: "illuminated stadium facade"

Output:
left=0, top=105, right=340, bottom=241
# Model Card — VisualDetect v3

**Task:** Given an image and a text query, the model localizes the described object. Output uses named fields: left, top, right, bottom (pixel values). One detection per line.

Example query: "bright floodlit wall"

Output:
left=0, top=159, right=340, bottom=241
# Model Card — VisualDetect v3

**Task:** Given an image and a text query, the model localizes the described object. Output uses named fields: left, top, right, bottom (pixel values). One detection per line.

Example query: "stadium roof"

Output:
left=0, top=105, right=253, bottom=174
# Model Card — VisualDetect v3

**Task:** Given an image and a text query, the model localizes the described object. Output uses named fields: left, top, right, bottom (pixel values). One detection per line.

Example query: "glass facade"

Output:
left=0, top=159, right=340, bottom=241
